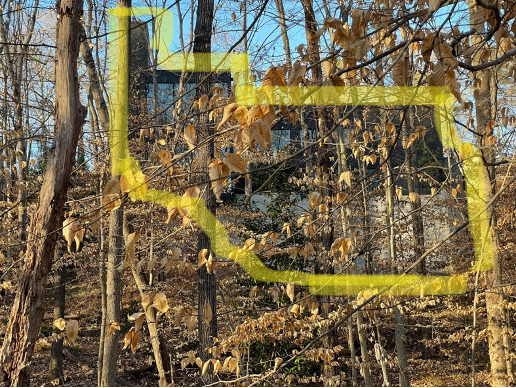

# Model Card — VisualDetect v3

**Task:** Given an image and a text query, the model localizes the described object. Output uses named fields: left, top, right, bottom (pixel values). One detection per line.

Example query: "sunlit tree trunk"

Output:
left=468, top=2, right=509, bottom=385
left=0, top=0, right=86, bottom=383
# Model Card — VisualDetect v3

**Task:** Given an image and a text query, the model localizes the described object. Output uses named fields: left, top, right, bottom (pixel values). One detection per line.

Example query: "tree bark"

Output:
left=193, top=0, right=217, bottom=382
left=467, top=2, right=508, bottom=384
left=0, top=0, right=86, bottom=383
left=100, top=207, right=123, bottom=386
left=274, top=0, right=292, bottom=71
left=395, top=306, right=410, bottom=386
left=300, top=0, right=339, bottom=382
left=48, top=261, right=66, bottom=384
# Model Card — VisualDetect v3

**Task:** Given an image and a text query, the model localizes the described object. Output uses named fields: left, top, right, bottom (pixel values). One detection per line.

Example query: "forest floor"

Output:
left=0, top=266, right=493, bottom=387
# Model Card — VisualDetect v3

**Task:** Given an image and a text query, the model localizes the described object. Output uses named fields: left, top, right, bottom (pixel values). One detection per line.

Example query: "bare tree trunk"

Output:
left=300, top=0, right=338, bottom=382
left=193, top=0, right=217, bottom=382
left=48, top=259, right=66, bottom=384
left=274, top=0, right=291, bottom=71
left=97, top=202, right=107, bottom=387
left=100, top=207, right=123, bottom=386
left=0, top=0, right=86, bottom=383
left=395, top=306, right=410, bottom=386
left=467, top=2, right=508, bottom=384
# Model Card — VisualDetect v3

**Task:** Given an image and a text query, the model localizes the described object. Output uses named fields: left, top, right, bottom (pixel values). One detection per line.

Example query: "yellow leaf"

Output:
left=198, top=249, right=209, bottom=269
left=274, top=357, right=283, bottom=372
left=396, top=187, right=403, bottom=200
left=195, top=357, right=203, bottom=368
left=53, top=318, right=66, bottom=331
left=286, top=283, right=295, bottom=302
left=120, top=171, right=149, bottom=201
left=202, top=360, right=210, bottom=375
left=281, top=223, right=291, bottom=238
left=213, top=359, right=222, bottom=374
left=451, top=188, right=457, bottom=199
left=409, top=192, right=419, bottom=203
left=229, top=358, right=238, bottom=373
left=65, top=320, right=79, bottom=345
left=339, top=171, right=352, bottom=187
left=204, top=303, right=213, bottom=324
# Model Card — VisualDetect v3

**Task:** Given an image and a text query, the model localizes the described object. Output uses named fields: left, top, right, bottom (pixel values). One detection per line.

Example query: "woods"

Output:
left=0, top=0, right=516, bottom=386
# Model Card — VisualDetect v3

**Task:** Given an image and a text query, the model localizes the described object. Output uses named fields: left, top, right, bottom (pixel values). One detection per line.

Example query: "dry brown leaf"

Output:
left=249, top=119, right=271, bottom=151
left=308, top=192, right=322, bottom=210
left=125, top=231, right=141, bottom=267
left=102, top=177, right=121, bottom=211
left=166, top=208, right=179, bottom=224
left=152, top=292, right=169, bottom=313
left=205, top=303, right=213, bottom=324
left=142, top=291, right=157, bottom=311
left=105, top=321, right=120, bottom=339
left=234, top=106, right=249, bottom=125
left=123, top=328, right=134, bottom=350
left=158, top=150, right=172, bottom=165
left=128, top=312, right=146, bottom=332
left=217, top=103, right=240, bottom=130
left=392, top=54, right=409, bottom=86
left=184, top=124, right=196, bottom=150
left=199, top=94, right=209, bottom=110
left=130, top=329, right=141, bottom=353
left=223, top=152, right=247, bottom=173
left=339, top=171, right=352, bottom=187
left=281, top=222, right=291, bottom=237
left=288, top=60, right=307, bottom=86
left=229, top=358, right=238, bottom=373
